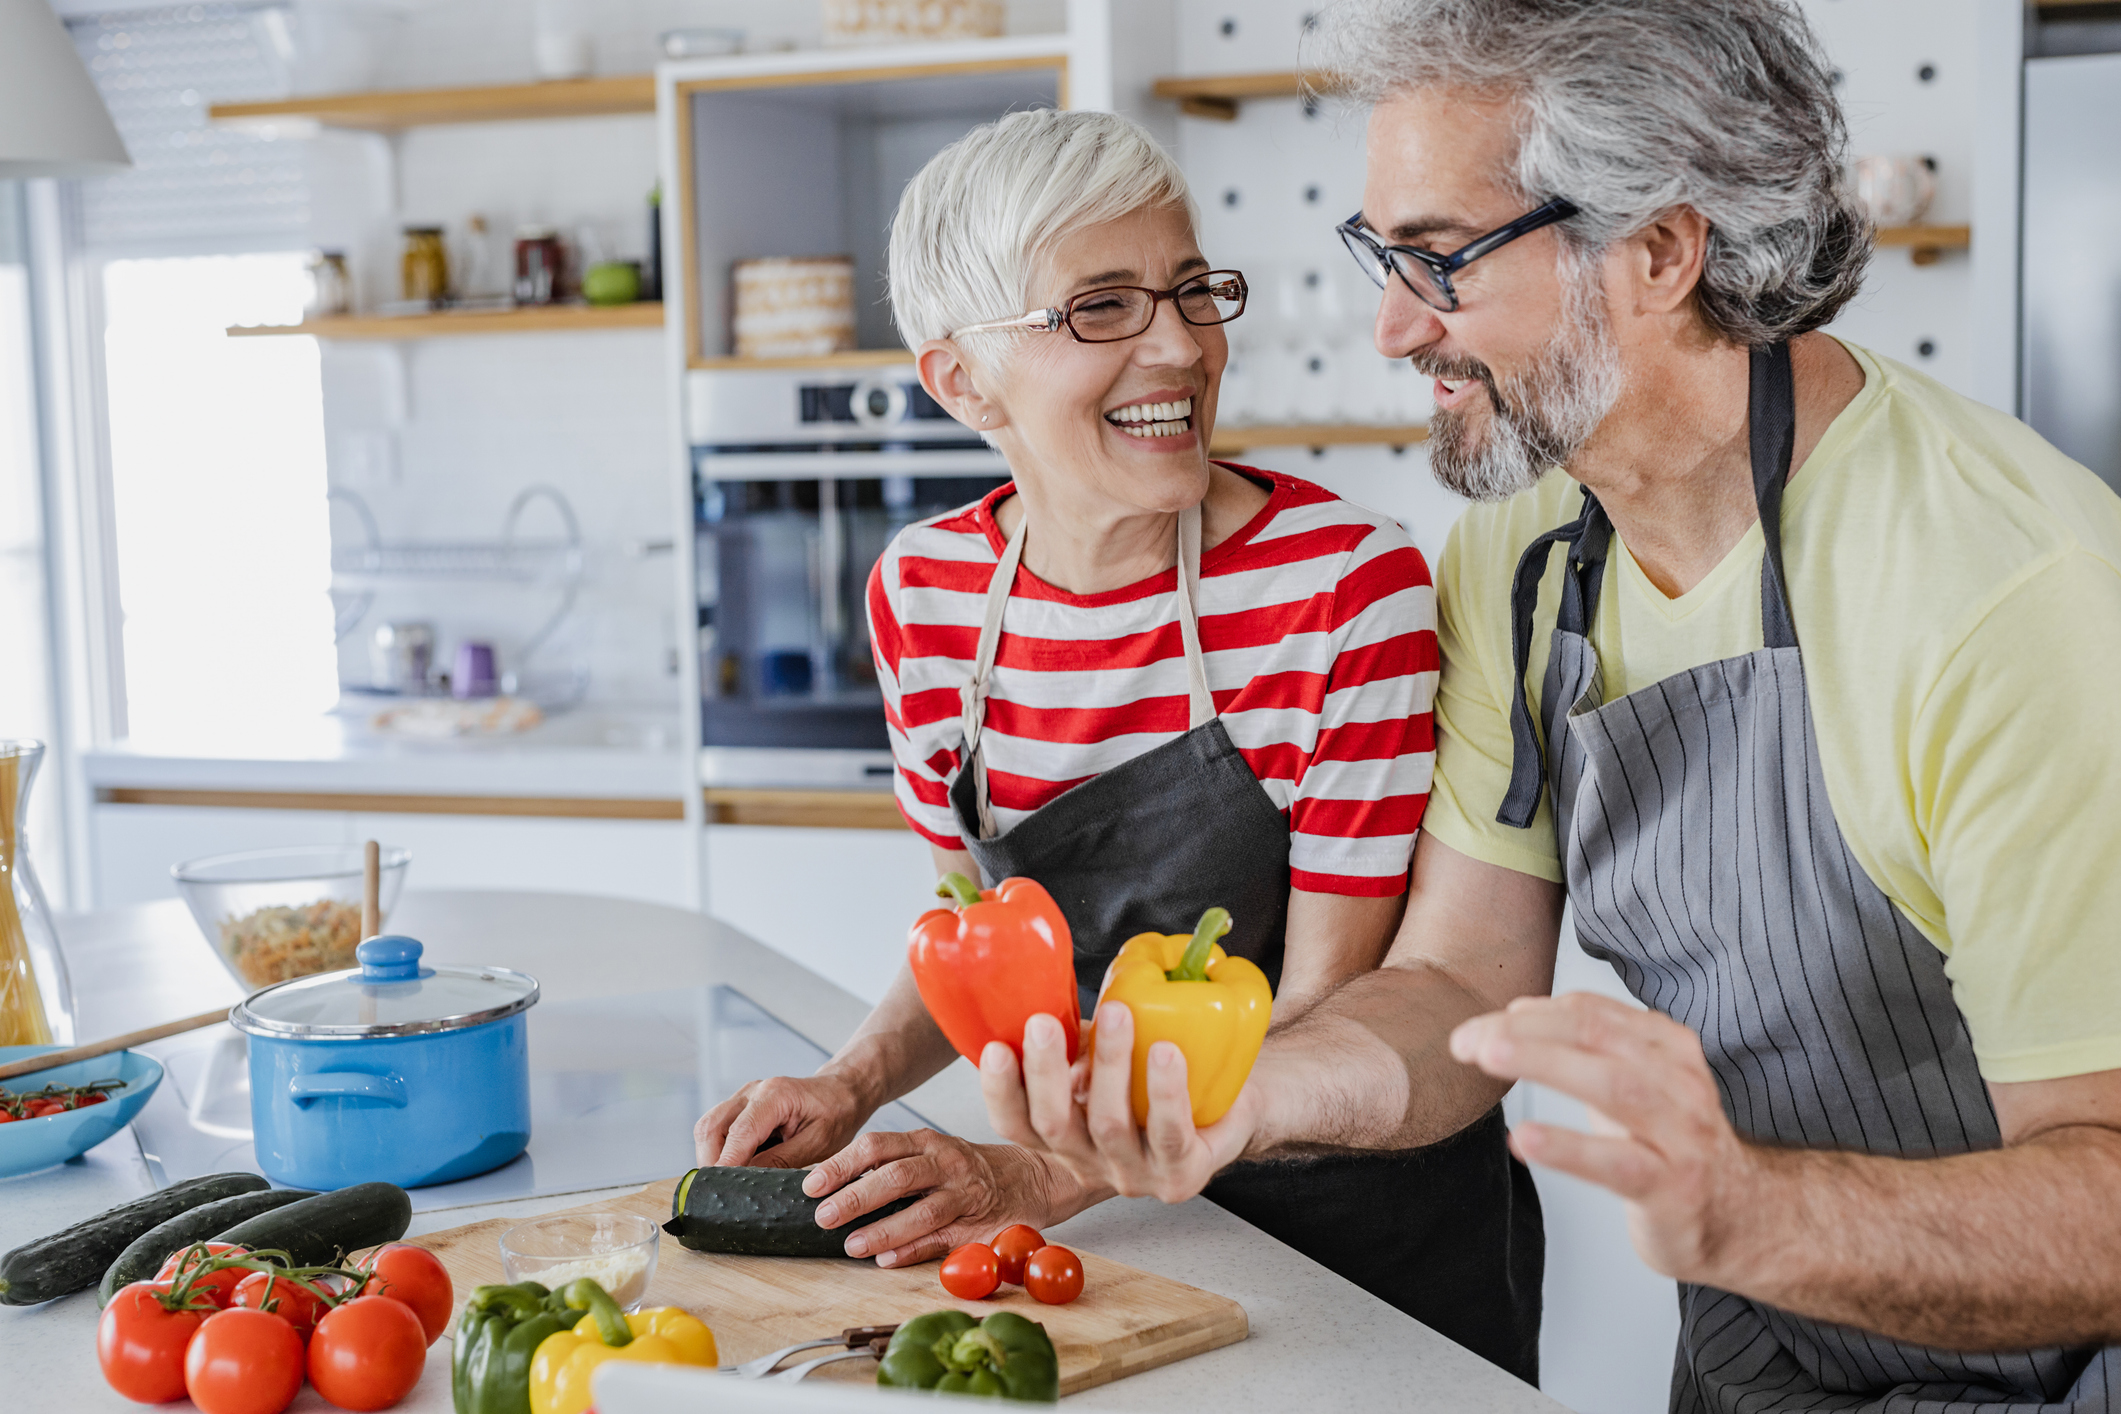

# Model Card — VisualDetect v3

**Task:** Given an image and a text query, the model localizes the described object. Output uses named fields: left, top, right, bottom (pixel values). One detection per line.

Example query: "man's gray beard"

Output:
left=1421, top=281, right=1623, bottom=504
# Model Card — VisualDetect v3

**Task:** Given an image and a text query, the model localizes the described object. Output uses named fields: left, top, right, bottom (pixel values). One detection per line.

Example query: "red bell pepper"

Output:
left=908, top=874, right=1080, bottom=1065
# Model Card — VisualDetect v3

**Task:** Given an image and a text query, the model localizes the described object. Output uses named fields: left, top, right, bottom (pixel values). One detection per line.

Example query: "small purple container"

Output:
left=452, top=641, right=498, bottom=699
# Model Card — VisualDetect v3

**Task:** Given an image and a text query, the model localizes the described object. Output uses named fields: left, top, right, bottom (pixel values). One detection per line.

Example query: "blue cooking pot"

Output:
left=230, top=935, right=539, bottom=1190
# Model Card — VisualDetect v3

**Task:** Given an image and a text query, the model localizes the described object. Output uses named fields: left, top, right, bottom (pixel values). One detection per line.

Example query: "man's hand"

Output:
left=1450, top=991, right=1763, bottom=1287
left=980, top=1007, right=1256, bottom=1204
left=800, top=1130, right=1090, bottom=1268
left=693, top=1071, right=871, bottom=1169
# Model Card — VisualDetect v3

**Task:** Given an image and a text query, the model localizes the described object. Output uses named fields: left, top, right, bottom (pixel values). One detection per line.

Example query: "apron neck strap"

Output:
left=1495, top=340, right=1799, bottom=830
left=1750, top=341, right=1799, bottom=652
left=960, top=501, right=1212, bottom=839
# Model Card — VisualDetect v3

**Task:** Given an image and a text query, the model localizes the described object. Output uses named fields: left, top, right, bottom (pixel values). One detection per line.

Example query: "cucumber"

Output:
left=211, top=1182, right=412, bottom=1268
left=0, top=1172, right=269, bottom=1307
left=99, top=1187, right=317, bottom=1306
left=663, top=1166, right=921, bottom=1259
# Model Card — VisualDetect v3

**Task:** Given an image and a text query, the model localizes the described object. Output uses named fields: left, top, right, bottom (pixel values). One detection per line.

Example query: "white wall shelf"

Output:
left=227, top=303, right=663, bottom=340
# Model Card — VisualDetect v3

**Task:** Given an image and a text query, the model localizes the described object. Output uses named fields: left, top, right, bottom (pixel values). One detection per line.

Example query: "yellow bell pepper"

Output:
left=1092, top=907, right=1272, bottom=1127
left=526, top=1279, right=718, bottom=1414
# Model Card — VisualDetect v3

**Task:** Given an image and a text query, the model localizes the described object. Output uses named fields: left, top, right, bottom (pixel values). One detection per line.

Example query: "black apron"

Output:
left=948, top=496, right=1543, bottom=1383
left=1500, top=344, right=2118, bottom=1410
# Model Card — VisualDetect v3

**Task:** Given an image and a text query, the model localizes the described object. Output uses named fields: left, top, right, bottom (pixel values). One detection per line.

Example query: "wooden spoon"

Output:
left=362, top=839, right=381, bottom=941
left=0, top=1008, right=229, bottom=1083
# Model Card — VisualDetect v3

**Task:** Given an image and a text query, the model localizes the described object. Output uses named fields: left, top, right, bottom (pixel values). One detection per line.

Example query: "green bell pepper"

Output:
left=875, top=1309, right=1058, bottom=1402
left=452, top=1282, right=579, bottom=1414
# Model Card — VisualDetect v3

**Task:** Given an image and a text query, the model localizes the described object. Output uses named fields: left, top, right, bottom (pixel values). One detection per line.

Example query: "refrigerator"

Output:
left=2021, top=50, right=2121, bottom=495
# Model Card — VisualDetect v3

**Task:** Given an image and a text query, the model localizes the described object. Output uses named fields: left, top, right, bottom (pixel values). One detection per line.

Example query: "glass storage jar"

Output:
left=0, top=742, right=73, bottom=1046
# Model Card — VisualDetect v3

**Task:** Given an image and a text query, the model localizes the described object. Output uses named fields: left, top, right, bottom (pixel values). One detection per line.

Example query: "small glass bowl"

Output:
left=499, top=1212, right=660, bottom=1311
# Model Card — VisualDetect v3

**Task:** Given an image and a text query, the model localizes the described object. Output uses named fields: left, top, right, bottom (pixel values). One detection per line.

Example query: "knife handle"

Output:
left=843, top=1324, right=898, bottom=1346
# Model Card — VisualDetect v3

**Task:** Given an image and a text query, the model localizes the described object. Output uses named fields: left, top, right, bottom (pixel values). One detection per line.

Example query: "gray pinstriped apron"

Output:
left=1500, top=343, right=2117, bottom=1411
left=950, top=496, right=1544, bottom=1381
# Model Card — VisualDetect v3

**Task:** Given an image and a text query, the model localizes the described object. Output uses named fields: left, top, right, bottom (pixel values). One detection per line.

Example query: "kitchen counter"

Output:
left=0, top=892, right=1565, bottom=1412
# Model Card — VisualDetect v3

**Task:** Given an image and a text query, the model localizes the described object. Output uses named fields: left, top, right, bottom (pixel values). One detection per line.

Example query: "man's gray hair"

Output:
left=888, top=108, right=1196, bottom=351
left=1308, top=0, right=1871, bottom=346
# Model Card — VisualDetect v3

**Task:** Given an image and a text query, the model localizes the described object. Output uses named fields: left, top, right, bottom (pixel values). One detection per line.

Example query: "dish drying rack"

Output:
left=328, top=485, right=586, bottom=700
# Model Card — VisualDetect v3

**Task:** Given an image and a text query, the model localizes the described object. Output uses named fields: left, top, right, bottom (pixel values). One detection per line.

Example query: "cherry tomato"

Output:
left=157, top=1242, right=251, bottom=1309
left=308, top=1294, right=426, bottom=1411
left=184, top=1306, right=305, bottom=1414
left=938, top=1242, right=1000, bottom=1301
left=98, top=1281, right=207, bottom=1404
left=0, top=1111, right=16, bottom=1123
left=1024, top=1245, right=1084, bottom=1305
left=78, top=1091, right=108, bottom=1107
left=990, top=1224, right=1044, bottom=1286
left=233, top=1269, right=333, bottom=1342
left=356, top=1242, right=453, bottom=1344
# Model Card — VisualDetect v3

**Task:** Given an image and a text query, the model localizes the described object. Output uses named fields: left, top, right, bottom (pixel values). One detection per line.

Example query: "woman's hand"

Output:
left=982, top=1007, right=1257, bottom=1204
left=693, top=1071, right=872, bottom=1168
left=803, top=1131, right=1099, bottom=1268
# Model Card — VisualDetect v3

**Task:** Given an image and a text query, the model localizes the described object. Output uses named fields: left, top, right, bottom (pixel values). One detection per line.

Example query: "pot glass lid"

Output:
left=231, top=935, right=539, bottom=1038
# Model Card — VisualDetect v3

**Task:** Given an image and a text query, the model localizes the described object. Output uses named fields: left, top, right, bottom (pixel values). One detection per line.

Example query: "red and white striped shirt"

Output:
left=866, top=467, right=1437, bottom=896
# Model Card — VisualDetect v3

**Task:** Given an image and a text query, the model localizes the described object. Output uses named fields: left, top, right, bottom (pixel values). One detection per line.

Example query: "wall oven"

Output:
left=688, top=366, right=1007, bottom=762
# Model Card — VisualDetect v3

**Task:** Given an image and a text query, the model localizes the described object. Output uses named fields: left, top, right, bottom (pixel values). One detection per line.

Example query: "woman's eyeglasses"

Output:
left=951, top=270, right=1247, bottom=344
left=1338, top=199, right=1578, bottom=313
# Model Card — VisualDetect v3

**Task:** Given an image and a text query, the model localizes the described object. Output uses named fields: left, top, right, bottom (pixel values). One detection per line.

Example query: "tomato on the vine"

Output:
left=990, top=1225, right=1044, bottom=1286
left=356, top=1242, right=453, bottom=1344
left=308, top=1294, right=426, bottom=1411
left=939, top=1242, right=1000, bottom=1300
left=98, top=1281, right=208, bottom=1404
left=184, top=1307, right=305, bottom=1414
left=232, top=1269, right=333, bottom=1342
left=1024, top=1245, right=1084, bottom=1305
left=156, top=1242, right=251, bottom=1309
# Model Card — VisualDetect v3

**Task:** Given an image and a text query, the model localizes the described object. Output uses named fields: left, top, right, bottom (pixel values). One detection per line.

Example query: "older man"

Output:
left=985, top=1, right=2121, bottom=1409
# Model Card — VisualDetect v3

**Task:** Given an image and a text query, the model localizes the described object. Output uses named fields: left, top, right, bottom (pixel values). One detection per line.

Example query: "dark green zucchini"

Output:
left=0, top=1172, right=269, bottom=1306
left=211, top=1182, right=412, bottom=1268
left=99, top=1187, right=317, bottom=1306
left=663, top=1166, right=921, bottom=1259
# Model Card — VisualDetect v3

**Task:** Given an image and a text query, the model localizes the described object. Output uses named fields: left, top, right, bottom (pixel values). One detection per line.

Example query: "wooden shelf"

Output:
left=209, top=75, right=656, bottom=133
left=1211, top=423, right=1429, bottom=454
left=688, top=348, right=914, bottom=372
left=704, top=788, right=905, bottom=831
left=1876, top=224, right=1970, bottom=266
left=1151, top=71, right=1335, bottom=121
left=227, top=303, right=664, bottom=340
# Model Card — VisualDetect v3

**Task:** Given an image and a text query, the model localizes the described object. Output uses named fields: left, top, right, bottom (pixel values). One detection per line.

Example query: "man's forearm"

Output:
left=820, top=964, right=960, bottom=1112
left=1248, top=959, right=1515, bottom=1157
left=1716, top=1126, right=2121, bottom=1349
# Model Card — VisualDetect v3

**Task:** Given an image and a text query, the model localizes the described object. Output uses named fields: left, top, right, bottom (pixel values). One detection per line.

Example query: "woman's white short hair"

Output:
left=887, top=108, right=1197, bottom=351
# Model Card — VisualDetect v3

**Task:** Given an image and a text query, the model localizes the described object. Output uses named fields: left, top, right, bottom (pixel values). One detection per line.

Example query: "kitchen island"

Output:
left=0, top=891, right=1564, bottom=1412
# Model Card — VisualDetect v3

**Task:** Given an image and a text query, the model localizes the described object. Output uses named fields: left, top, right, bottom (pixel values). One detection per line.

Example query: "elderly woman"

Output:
left=692, top=109, right=1540, bottom=1379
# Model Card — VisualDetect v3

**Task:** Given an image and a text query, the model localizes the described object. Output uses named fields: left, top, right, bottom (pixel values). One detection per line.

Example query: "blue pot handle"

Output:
left=288, top=1071, right=408, bottom=1108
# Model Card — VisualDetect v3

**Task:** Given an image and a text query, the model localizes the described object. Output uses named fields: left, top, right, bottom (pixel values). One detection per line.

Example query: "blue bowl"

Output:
left=0, top=1045, right=164, bottom=1180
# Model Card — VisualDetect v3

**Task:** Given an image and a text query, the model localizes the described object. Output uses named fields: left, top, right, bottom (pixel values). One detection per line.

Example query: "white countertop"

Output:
left=84, top=708, right=688, bottom=799
left=0, top=891, right=1565, bottom=1412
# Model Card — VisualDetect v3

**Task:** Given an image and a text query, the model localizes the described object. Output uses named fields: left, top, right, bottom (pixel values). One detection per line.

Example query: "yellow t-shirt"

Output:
left=1425, top=340, right=2121, bottom=1084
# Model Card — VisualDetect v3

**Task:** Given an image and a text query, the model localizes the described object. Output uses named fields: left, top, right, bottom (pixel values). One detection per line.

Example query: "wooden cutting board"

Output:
left=395, top=1178, right=1247, bottom=1396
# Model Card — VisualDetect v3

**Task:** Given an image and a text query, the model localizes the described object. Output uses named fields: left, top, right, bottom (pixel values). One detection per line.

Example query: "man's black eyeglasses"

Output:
left=1337, top=198, right=1579, bottom=313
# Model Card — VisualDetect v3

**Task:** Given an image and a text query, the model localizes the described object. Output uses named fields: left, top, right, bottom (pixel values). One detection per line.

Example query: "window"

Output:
left=98, top=253, right=334, bottom=736
left=67, top=5, right=336, bottom=739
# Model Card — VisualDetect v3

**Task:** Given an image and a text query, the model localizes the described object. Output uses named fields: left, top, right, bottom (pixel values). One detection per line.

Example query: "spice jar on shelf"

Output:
left=401, top=226, right=451, bottom=306
left=514, top=226, right=566, bottom=306
left=306, top=250, right=352, bottom=318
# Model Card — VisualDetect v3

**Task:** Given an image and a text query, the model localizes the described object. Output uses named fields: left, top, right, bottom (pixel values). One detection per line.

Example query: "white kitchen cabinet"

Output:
left=89, top=805, right=694, bottom=912
left=91, top=805, right=353, bottom=907
left=700, top=824, right=932, bottom=1007
left=348, top=812, right=695, bottom=910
